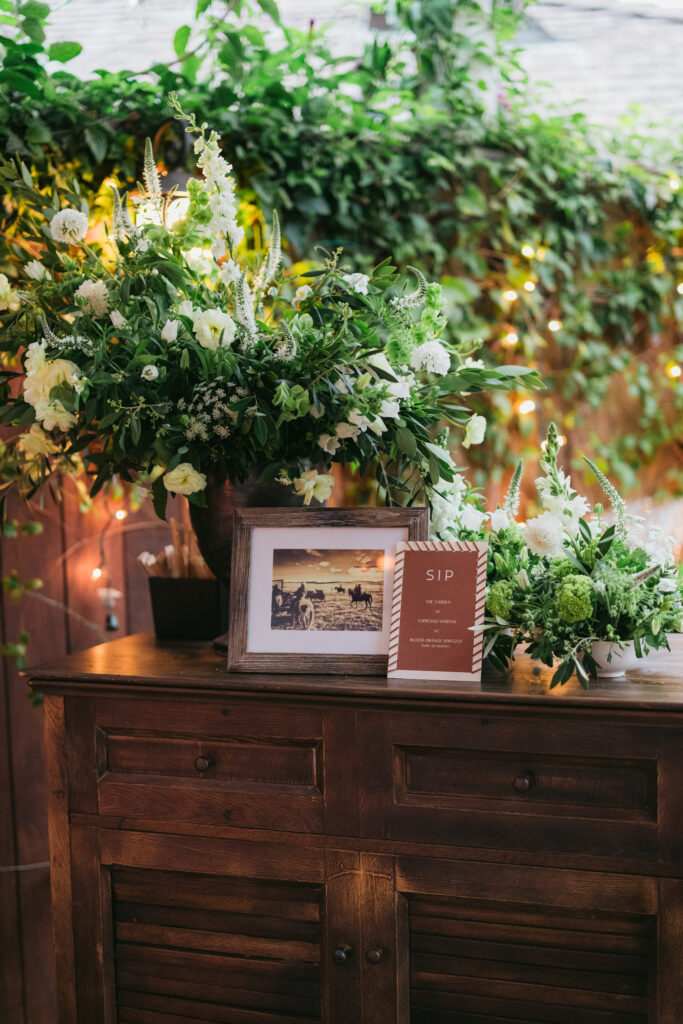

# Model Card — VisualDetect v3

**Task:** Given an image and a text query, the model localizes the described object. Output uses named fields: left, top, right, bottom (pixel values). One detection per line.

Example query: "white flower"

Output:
left=524, top=512, right=566, bottom=558
left=134, top=237, right=150, bottom=254
left=141, top=364, right=159, bottom=381
left=23, top=341, right=80, bottom=432
left=462, top=357, right=485, bottom=369
left=348, top=408, right=372, bottom=432
left=163, top=463, right=207, bottom=495
left=295, top=285, right=312, bottom=303
left=367, top=352, right=395, bottom=376
left=18, top=424, right=58, bottom=456
left=343, top=272, right=369, bottom=295
left=292, top=470, right=334, bottom=505
left=410, top=340, right=451, bottom=376
left=490, top=508, right=510, bottom=532
left=641, top=526, right=676, bottom=568
left=309, top=403, right=325, bottom=420
left=335, top=421, right=360, bottom=440
left=379, top=398, right=400, bottom=419
left=50, top=208, right=89, bottom=244
left=516, top=568, right=530, bottom=589
left=386, top=378, right=412, bottom=400
left=70, top=373, right=85, bottom=395
left=0, top=273, right=20, bottom=311
left=110, top=310, right=126, bottom=329
left=75, top=279, right=109, bottom=316
left=25, top=259, right=48, bottom=281
left=191, top=308, right=236, bottom=350
left=460, top=505, right=489, bottom=532
left=463, top=413, right=487, bottom=449
left=185, top=247, right=213, bottom=276
left=220, top=258, right=241, bottom=285
left=657, top=578, right=678, bottom=593
left=317, top=434, right=340, bottom=455
left=369, top=417, right=387, bottom=436
left=593, top=579, right=607, bottom=593
left=161, top=319, right=179, bottom=342
left=177, top=299, right=195, bottom=318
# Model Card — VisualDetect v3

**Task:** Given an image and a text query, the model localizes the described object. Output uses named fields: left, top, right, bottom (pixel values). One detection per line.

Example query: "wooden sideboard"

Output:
left=29, top=632, right=683, bottom=1024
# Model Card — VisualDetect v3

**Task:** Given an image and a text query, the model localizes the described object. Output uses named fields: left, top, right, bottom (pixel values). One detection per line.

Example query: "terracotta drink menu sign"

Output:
left=388, top=540, right=488, bottom=680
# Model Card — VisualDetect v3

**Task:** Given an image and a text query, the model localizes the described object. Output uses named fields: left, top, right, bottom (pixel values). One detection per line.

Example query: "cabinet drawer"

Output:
left=357, top=710, right=678, bottom=866
left=84, top=698, right=324, bottom=833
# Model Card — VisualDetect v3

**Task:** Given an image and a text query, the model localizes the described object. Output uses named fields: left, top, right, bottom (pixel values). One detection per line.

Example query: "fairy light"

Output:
left=548, top=319, right=563, bottom=332
left=502, top=331, right=519, bottom=347
left=521, top=244, right=535, bottom=258
left=503, top=289, right=518, bottom=302
left=114, top=509, right=128, bottom=521
left=677, top=284, right=683, bottom=296
left=670, top=177, right=681, bottom=192
left=518, top=399, right=536, bottom=415
left=91, top=566, right=103, bottom=581
left=523, top=280, right=536, bottom=293
left=667, top=363, right=682, bottom=379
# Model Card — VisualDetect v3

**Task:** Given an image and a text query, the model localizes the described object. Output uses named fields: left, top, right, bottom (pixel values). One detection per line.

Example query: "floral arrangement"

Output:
left=432, top=424, right=682, bottom=686
left=0, top=98, right=540, bottom=520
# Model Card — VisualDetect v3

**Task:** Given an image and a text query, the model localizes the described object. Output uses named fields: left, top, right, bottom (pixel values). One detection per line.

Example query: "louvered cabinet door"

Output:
left=68, top=828, right=361, bottom=1024
left=391, top=856, right=683, bottom=1024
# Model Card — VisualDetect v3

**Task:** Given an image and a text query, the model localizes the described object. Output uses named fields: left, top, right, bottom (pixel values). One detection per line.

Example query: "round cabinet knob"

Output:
left=513, top=772, right=534, bottom=792
left=194, top=755, right=212, bottom=773
left=365, top=947, right=385, bottom=965
left=332, top=945, right=352, bottom=965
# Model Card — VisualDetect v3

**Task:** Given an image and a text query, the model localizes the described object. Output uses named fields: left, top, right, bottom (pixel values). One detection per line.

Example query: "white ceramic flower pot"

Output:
left=590, top=640, right=638, bottom=677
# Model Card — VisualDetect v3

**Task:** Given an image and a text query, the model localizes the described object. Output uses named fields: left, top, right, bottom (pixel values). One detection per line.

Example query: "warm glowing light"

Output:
left=677, top=283, right=683, bottom=295
left=91, top=567, right=103, bottom=581
left=502, top=331, right=519, bottom=347
left=523, top=280, right=536, bottom=293
left=518, top=399, right=536, bottom=415
left=670, top=177, right=680, bottom=192
left=667, top=363, right=682, bottom=379
left=521, top=244, right=535, bottom=258
left=548, top=319, right=563, bottom=332
left=503, top=289, right=518, bottom=302
left=114, top=509, right=128, bottom=521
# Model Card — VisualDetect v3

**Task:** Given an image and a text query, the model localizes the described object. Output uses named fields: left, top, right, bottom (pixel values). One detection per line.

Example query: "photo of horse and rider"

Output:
left=270, top=548, right=385, bottom=631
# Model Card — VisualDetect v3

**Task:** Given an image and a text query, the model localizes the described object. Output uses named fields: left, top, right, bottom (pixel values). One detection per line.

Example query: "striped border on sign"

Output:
left=387, top=540, right=488, bottom=676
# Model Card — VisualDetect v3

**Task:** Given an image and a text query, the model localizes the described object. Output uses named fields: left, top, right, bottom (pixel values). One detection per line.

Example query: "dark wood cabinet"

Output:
left=31, top=632, right=683, bottom=1023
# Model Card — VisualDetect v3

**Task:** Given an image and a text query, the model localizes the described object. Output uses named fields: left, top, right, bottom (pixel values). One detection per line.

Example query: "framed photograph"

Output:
left=387, top=540, right=488, bottom=681
left=227, top=507, right=429, bottom=674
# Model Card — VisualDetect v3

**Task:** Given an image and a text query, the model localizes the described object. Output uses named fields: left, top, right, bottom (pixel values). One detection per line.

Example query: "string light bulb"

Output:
left=548, top=319, right=563, bottom=332
left=503, top=289, right=518, bottom=302
left=518, top=399, right=536, bottom=415
left=667, top=363, right=682, bottom=379
left=91, top=566, right=103, bottom=581
left=502, top=331, right=519, bottom=347
left=523, top=280, right=536, bottom=293
left=521, top=244, right=535, bottom=258
left=677, top=284, right=683, bottom=296
left=114, top=509, right=128, bottom=521
left=670, top=177, right=681, bottom=192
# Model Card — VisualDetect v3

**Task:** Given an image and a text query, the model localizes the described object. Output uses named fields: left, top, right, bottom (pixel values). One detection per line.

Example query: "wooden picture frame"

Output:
left=227, top=507, right=429, bottom=675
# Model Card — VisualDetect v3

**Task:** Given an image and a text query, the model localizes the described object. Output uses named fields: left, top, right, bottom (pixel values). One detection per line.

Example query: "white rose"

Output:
left=163, top=463, right=207, bottom=496
left=23, top=341, right=80, bottom=432
left=490, top=508, right=510, bottom=532
left=110, top=310, right=126, bottom=329
left=460, top=505, right=489, bottom=532
left=25, top=259, right=48, bottom=282
left=463, top=413, right=487, bottom=449
left=317, top=434, right=340, bottom=455
left=18, top=424, right=58, bottom=456
left=50, top=208, right=89, bottom=244
left=75, top=279, right=109, bottom=316
left=343, top=272, right=369, bottom=295
left=141, top=364, right=159, bottom=381
left=335, top=422, right=360, bottom=440
left=0, top=273, right=20, bottom=312
left=191, top=308, right=236, bottom=350
left=295, top=285, right=312, bottom=303
left=161, top=319, right=179, bottom=342
left=524, top=512, right=566, bottom=558
left=410, top=340, right=451, bottom=376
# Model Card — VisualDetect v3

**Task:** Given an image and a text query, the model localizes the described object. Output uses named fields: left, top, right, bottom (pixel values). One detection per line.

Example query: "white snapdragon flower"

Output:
left=460, top=505, right=489, bottom=532
left=23, top=341, right=80, bottom=432
left=410, top=340, right=451, bottom=376
left=343, top=273, right=369, bottom=295
left=220, top=258, right=241, bottom=285
left=335, top=422, right=360, bottom=440
left=524, top=512, right=565, bottom=558
left=18, top=424, right=58, bottom=456
left=161, top=319, right=179, bottom=342
left=75, top=279, right=109, bottom=317
left=0, top=273, right=20, bottom=311
left=490, top=508, right=510, bottom=532
left=317, top=434, right=340, bottom=455
left=110, top=310, right=126, bottom=329
left=141, top=365, right=159, bottom=381
left=463, top=413, right=487, bottom=449
left=50, top=208, right=88, bottom=244
left=25, top=259, right=48, bottom=281
left=292, top=470, right=334, bottom=505
left=163, top=463, right=207, bottom=495
left=191, top=308, right=236, bottom=350
left=379, top=398, right=400, bottom=419
left=295, top=285, right=312, bottom=303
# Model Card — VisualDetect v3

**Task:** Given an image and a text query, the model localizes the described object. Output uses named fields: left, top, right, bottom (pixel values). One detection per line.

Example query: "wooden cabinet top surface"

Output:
left=28, top=631, right=683, bottom=711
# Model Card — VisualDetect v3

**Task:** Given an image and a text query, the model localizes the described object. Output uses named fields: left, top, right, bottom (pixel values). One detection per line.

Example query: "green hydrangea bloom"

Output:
left=548, top=558, right=576, bottom=581
left=487, top=580, right=514, bottom=619
left=555, top=574, right=593, bottom=623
